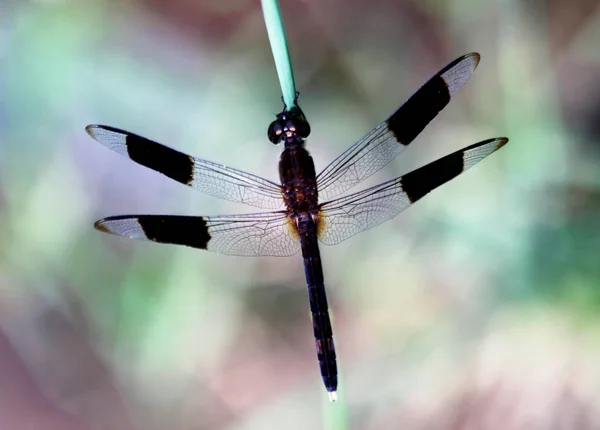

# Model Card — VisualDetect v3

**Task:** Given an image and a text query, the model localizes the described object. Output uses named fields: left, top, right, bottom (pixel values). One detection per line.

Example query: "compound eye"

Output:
left=295, top=116, right=311, bottom=138
left=267, top=121, right=283, bottom=144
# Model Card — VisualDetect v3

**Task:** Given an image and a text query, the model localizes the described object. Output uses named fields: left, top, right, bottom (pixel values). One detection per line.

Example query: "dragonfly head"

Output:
left=268, top=106, right=311, bottom=145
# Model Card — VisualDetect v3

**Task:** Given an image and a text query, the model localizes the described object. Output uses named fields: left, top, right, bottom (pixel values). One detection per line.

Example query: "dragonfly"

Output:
left=87, top=53, right=508, bottom=402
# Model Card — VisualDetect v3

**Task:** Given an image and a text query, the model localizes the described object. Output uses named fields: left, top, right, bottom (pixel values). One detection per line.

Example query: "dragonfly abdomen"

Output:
left=298, top=219, right=338, bottom=400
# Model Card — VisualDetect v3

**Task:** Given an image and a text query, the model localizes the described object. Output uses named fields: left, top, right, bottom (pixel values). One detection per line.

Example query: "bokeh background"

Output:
left=2, top=0, right=600, bottom=428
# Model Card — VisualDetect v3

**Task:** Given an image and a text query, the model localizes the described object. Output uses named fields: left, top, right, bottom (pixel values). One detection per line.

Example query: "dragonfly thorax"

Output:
left=267, top=106, right=311, bottom=145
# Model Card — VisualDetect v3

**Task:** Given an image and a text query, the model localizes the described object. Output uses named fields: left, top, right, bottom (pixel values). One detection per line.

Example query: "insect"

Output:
left=87, top=53, right=507, bottom=401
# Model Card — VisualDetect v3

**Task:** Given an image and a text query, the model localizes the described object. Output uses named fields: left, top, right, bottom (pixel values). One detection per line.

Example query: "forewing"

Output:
left=317, top=53, right=481, bottom=201
left=318, top=137, right=508, bottom=245
left=86, top=125, right=283, bottom=210
left=95, top=211, right=300, bottom=257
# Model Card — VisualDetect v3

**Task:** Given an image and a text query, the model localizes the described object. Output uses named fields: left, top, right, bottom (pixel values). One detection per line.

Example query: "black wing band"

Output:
left=95, top=211, right=301, bottom=257
left=316, top=53, right=481, bottom=201
left=318, top=137, right=508, bottom=245
left=86, top=125, right=284, bottom=210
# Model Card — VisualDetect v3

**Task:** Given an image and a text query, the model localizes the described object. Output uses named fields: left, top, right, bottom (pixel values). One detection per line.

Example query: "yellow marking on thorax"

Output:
left=284, top=216, right=300, bottom=241
left=314, top=210, right=326, bottom=238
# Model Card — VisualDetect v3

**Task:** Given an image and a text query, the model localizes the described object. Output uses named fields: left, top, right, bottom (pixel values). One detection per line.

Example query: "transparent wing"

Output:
left=95, top=211, right=300, bottom=257
left=318, top=138, right=508, bottom=245
left=86, top=125, right=283, bottom=210
left=317, top=53, right=480, bottom=201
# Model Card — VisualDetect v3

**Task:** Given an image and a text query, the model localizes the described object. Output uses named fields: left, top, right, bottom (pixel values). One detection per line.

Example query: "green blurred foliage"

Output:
left=1, top=0, right=600, bottom=428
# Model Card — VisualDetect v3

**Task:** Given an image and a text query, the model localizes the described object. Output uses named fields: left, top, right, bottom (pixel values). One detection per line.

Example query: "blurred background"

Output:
left=2, top=0, right=600, bottom=428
